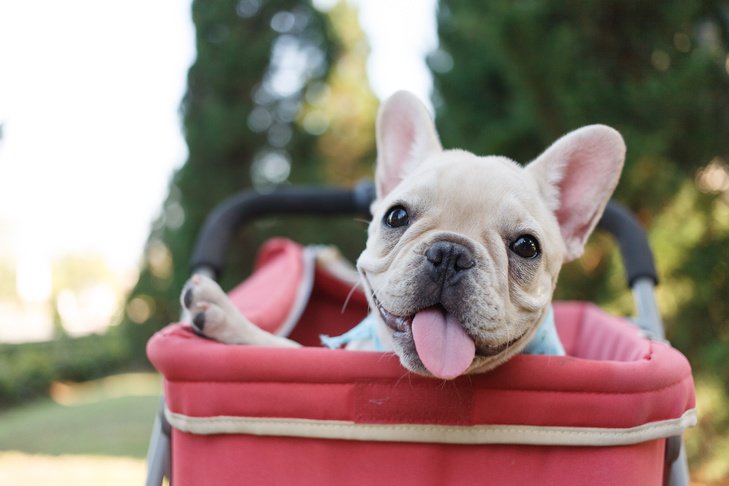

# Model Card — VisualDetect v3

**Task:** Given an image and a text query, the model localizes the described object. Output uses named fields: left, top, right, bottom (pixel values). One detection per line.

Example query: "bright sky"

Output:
left=0, top=0, right=195, bottom=274
left=0, top=0, right=436, bottom=277
left=355, top=0, right=437, bottom=103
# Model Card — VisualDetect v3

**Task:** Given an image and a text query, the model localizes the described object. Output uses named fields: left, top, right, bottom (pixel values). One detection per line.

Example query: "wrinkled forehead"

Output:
left=386, top=151, right=545, bottom=219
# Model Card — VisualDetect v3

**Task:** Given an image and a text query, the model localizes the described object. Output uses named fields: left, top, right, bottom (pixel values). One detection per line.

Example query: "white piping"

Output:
left=165, top=408, right=696, bottom=447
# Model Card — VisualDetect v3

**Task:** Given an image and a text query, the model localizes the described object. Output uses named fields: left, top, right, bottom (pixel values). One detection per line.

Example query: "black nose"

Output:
left=425, top=241, right=475, bottom=285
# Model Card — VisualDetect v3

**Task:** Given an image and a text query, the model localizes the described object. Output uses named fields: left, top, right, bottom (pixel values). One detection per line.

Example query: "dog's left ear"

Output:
left=526, top=125, right=625, bottom=261
left=375, top=91, right=443, bottom=198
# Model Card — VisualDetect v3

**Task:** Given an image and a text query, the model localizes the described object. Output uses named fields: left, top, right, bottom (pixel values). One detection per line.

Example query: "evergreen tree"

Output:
left=121, top=0, right=378, bottom=361
left=121, top=0, right=337, bottom=356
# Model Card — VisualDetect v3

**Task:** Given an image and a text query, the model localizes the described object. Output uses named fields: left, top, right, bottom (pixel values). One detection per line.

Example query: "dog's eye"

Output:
left=384, top=205, right=410, bottom=228
left=510, top=235, right=540, bottom=259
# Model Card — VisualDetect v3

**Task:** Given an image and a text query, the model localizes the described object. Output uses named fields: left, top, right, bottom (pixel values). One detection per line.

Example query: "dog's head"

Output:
left=357, top=91, right=625, bottom=379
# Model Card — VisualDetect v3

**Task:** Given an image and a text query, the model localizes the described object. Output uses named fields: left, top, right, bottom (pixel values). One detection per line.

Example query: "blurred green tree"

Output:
left=121, top=0, right=338, bottom=357
left=121, top=0, right=377, bottom=362
left=301, top=2, right=379, bottom=186
left=432, top=0, right=729, bottom=480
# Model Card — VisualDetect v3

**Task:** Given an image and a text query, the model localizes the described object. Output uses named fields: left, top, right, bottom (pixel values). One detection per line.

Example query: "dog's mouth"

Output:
left=372, top=293, right=525, bottom=380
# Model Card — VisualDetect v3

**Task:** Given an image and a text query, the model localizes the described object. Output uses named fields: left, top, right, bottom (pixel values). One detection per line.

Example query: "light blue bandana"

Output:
left=320, top=313, right=384, bottom=351
left=321, top=306, right=565, bottom=356
left=520, top=306, right=565, bottom=355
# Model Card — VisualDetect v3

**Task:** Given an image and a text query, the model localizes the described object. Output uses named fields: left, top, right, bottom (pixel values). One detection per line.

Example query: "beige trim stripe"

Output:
left=165, top=408, right=696, bottom=447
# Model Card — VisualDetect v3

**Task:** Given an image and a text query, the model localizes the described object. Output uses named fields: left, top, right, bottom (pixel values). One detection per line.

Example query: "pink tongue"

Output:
left=411, top=307, right=475, bottom=380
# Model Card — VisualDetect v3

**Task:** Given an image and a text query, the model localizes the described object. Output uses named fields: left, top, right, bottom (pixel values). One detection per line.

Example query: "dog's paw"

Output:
left=181, top=275, right=239, bottom=340
left=180, top=274, right=300, bottom=347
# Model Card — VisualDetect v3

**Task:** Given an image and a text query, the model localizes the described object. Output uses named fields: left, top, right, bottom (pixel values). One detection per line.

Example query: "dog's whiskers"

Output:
left=393, top=371, right=411, bottom=389
left=353, top=217, right=371, bottom=226
left=340, top=281, right=363, bottom=314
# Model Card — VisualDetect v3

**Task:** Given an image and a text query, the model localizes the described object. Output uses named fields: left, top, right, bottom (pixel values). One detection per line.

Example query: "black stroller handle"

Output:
left=597, top=202, right=658, bottom=286
left=190, top=181, right=376, bottom=278
left=190, top=181, right=658, bottom=289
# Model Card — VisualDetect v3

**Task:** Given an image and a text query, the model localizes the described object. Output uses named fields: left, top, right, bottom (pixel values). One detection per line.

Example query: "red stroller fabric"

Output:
left=147, top=239, right=696, bottom=486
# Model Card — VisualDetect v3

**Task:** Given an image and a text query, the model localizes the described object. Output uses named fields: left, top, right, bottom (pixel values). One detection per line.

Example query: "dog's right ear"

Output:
left=375, top=91, right=443, bottom=199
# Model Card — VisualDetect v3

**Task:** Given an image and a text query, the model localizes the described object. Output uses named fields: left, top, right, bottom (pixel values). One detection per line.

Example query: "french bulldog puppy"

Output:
left=182, top=91, right=625, bottom=380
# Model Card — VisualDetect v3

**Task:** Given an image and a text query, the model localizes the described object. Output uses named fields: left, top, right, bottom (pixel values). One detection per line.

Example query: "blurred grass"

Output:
left=0, top=373, right=161, bottom=458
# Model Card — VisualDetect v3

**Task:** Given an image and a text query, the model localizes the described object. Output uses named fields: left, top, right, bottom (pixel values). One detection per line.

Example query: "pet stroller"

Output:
left=145, top=182, right=696, bottom=486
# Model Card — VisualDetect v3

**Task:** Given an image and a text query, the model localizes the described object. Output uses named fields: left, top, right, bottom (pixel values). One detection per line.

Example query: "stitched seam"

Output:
left=165, top=371, right=693, bottom=396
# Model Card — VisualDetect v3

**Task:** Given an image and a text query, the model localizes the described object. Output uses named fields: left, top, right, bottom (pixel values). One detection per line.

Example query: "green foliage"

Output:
left=687, top=376, right=729, bottom=482
left=120, top=0, right=343, bottom=361
left=434, top=0, right=727, bottom=203
left=0, top=331, right=130, bottom=407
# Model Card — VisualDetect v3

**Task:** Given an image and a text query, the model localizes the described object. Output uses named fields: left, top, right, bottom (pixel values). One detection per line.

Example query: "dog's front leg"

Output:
left=181, top=275, right=300, bottom=348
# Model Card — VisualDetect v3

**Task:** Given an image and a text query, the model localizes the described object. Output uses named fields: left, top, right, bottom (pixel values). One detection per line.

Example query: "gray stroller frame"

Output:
left=145, top=181, right=690, bottom=486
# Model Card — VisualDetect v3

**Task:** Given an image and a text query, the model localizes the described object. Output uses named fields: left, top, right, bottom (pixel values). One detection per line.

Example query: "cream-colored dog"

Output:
left=182, top=91, right=625, bottom=380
